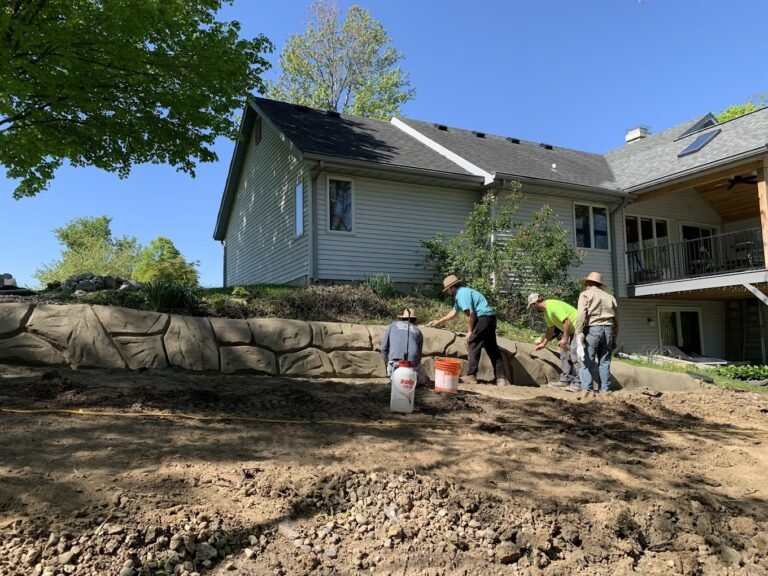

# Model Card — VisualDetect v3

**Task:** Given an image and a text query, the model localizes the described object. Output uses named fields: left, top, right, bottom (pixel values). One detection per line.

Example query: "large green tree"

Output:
left=133, top=236, right=199, bottom=287
left=34, top=216, right=140, bottom=286
left=266, top=1, right=414, bottom=119
left=716, top=93, right=767, bottom=122
left=1, top=1, right=272, bottom=198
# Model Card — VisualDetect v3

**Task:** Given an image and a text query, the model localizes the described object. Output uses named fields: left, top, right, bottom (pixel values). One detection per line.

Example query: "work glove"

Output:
left=576, top=333, right=586, bottom=363
left=426, top=321, right=438, bottom=328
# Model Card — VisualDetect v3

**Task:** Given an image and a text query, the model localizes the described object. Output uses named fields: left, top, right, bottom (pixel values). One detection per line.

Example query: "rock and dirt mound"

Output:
left=0, top=365, right=767, bottom=575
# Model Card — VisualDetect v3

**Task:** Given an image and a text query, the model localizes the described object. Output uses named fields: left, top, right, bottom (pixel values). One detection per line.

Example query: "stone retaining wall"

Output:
left=0, top=304, right=702, bottom=391
left=0, top=304, right=504, bottom=380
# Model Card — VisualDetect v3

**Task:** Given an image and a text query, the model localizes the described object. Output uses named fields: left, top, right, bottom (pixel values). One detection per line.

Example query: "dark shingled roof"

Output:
left=251, top=97, right=475, bottom=178
left=396, top=118, right=620, bottom=191
left=605, top=108, right=768, bottom=191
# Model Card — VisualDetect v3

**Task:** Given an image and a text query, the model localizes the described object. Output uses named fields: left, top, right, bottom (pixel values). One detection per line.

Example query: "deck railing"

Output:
left=626, top=227, right=765, bottom=285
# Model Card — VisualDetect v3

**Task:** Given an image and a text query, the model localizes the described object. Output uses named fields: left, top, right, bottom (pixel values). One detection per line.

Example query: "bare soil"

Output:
left=1, top=364, right=767, bottom=576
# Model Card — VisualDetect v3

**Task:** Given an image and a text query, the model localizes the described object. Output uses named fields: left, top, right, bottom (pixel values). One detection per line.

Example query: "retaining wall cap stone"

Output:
left=92, top=305, right=167, bottom=335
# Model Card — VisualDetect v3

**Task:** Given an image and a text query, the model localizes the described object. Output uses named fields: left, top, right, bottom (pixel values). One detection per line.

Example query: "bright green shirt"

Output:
left=543, top=299, right=577, bottom=333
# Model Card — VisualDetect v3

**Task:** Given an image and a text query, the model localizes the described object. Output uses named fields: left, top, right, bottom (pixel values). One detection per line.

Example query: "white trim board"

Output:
left=633, top=269, right=768, bottom=297
left=390, top=118, right=495, bottom=184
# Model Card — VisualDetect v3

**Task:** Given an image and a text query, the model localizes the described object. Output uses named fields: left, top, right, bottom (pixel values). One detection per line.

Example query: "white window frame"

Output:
left=656, top=306, right=705, bottom=355
left=573, top=202, right=610, bottom=251
left=624, top=215, right=670, bottom=249
left=294, top=181, right=304, bottom=237
left=326, top=175, right=355, bottom=234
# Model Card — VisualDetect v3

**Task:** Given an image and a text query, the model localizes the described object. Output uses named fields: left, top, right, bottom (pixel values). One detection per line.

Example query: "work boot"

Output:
left=495, top=377, right=510, bottom=387
left=461, top=374, right=478, bottom=385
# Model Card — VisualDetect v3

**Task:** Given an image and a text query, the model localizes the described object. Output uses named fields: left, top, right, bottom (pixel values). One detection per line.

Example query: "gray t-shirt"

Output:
left=380, top=321, right=423, bottom=364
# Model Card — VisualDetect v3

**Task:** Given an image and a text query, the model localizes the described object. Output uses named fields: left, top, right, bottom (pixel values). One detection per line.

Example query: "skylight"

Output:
left=677, top=128, right=721, bottom=157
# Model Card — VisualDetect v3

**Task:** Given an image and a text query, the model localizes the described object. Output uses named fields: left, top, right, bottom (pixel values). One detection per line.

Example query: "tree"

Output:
left=422, top=185, right=583, bottom=322
left=133, top=237, right=200, bottom=287
left=1, top=1, right=273, bottom=198
left=716, top=94, right=767, bottom=122
left=34, top=216, right=140, bottom=286
left=267, top=1, right=414, bottom=119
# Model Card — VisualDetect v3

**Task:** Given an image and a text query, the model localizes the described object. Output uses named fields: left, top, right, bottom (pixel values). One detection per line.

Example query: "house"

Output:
left=214, top=97, right=768, bottom=362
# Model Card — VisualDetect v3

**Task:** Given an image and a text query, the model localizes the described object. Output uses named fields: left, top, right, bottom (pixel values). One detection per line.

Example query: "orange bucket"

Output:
left=434, top=358, right=462, bottom=392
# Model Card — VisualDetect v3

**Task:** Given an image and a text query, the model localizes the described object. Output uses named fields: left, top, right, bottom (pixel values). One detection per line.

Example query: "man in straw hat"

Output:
left=528, top=293, right=580, bottom=392
left=381, top=308, right=428, bottom=385
left=575, top=271, right=619, bottom=394
left=427, top=275, right=509, bottom=386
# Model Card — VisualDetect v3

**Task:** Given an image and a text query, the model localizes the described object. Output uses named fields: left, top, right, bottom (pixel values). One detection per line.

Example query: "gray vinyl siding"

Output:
left=619, top=189, right=721, bottom=291
left=223, top=121, right=308, bottom=286
left=511, top=189, right=615, bottom=285
left=315, top=175, right=480, bottom=282
left=617, top=298, right=726, bottom=357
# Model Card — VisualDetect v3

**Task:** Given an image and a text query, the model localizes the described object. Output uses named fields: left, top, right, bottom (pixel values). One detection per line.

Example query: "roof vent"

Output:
left=625, top=125, right=651, bottom=143
left=473, top=131, right=486, bottom=138
left=325, top=110, right=341, bottom=118
left=294, top=104, right=310, bottom=113
left=435, top=124, right=448, bottom=131
left=506, top=137, right=520, bottom=144
left=539, top=143, right=553, bottom=150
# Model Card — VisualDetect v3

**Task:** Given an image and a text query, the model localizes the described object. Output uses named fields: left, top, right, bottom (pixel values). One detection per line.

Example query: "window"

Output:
left=295, top=182, right=304, bottom=237
left=328, top=178, right=353, bottom=232
left=625, top=216, right=669, bottom=252
left=574, top=204, right=609, bottom=250
left=677, top=129, right=720, bottom=157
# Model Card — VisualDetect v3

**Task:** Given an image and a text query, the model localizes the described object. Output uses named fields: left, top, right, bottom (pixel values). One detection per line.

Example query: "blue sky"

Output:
left=3, top=0, right=768, bottom=288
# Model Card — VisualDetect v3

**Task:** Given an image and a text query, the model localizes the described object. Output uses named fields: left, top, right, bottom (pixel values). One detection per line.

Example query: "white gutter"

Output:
left=390, top=117, right=495, bottom=185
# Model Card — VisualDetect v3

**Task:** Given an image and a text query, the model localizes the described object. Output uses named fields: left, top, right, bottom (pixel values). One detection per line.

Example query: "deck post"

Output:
left=757, top=157, right=768, bottom=269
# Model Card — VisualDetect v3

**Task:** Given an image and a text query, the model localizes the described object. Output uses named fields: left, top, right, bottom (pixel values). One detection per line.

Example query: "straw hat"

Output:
left=397, top=308, right=417, bottom=320
left=581, top=271, right=604, bottom=285
left=442, top=274, right=462, bottom=292
left=527, top=293, right=542, bottom=308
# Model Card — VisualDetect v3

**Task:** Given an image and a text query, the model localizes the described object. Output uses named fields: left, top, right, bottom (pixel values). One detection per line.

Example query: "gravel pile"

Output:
left=3, top=468, right=766, bottom=575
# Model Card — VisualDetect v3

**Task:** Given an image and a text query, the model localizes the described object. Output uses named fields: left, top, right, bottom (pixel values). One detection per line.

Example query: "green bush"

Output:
left=362, top=274, right=396, bottom=298
left=142, top=281, right=199, bottom=312
left=231, top=286, right=250, bottom=298
left=709, top=364, right=768, bottom=381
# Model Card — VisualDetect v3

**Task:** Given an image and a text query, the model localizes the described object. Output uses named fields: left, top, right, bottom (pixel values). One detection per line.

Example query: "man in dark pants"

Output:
left=428, top=275, right=509, bottom=386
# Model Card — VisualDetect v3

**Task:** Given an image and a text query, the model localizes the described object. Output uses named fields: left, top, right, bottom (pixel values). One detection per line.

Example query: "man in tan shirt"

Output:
left=576, top=272, right=619, bottom=394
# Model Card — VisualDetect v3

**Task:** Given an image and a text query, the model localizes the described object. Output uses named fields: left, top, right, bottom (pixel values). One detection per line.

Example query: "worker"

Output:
left=528, top=293, right=580, bottom=392
left=575, top=272, right=619, bottom=394
left=427, top=275, right=509, bottom=386
left=381, top=308, right=428, bottom=385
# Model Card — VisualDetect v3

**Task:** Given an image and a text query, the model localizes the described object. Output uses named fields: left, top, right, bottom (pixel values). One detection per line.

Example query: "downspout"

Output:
left=609, top=196, right=632, bottom=295
left=308, top=160, right=325, bottom=283
left=221, top=240, right=226, bottom=287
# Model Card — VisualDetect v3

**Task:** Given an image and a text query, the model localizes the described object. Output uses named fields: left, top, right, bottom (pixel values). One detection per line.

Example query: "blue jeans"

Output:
left=579, top=326, right=613, bottom=393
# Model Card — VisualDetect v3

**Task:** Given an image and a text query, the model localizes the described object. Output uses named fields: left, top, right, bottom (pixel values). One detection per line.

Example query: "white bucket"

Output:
left=390, top=362, right=417, bottom=413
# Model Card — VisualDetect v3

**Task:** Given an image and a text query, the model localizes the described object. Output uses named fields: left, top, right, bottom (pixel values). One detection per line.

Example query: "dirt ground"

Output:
left=1, top=365, right=767, bottom=576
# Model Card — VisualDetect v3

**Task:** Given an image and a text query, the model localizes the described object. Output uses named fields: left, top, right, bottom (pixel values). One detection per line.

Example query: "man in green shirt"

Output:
left=528, top=293, right=580, bottom=392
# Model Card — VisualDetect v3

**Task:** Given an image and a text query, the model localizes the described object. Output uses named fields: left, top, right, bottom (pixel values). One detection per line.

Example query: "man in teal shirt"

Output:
left=528, top=293, right=580, bottom=391
left=428, top=275, right=509, bottom=386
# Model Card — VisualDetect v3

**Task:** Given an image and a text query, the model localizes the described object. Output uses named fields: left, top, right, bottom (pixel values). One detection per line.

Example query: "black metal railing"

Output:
left=627, top=227, right=765, bottom=285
